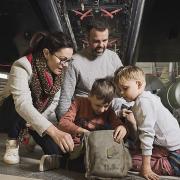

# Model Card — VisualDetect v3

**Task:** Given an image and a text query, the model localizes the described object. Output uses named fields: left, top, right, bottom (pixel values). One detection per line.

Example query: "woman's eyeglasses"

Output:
left=53, top=54, right=72, bottom=65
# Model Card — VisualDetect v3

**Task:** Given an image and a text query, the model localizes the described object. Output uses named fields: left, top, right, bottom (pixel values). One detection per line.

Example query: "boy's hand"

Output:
left=77, top=127, right=90, bottom=134
left=122, top=109, right=136, bottom=126
left=140, top=167, right=159, bottom=180
left=122, top=109, right=137, bottom=132
left=113, top=125, right=127, bottom=143
left=140, top=155, right=159, bottom=180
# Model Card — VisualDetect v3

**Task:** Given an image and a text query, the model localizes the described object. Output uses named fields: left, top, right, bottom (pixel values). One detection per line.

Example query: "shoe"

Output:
left=39, top=154, right=62, bottom=172
left=3, top=139, right=20, bottom=164
left=25, top=135, right=36, bottom=152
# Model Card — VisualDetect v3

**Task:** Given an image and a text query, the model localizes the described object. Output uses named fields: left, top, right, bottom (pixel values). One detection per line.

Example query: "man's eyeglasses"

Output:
left=53, top=54, right=72, bottom=65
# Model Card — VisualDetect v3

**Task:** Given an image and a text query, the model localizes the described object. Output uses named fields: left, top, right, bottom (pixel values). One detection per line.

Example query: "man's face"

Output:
left=88, top=95, right=111, bottom=115
left=88, top=28, right=109, bottom=56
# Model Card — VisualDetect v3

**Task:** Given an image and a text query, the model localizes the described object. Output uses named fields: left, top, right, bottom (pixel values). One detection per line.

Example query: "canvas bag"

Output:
left=84, top=130, right=132, bottom=179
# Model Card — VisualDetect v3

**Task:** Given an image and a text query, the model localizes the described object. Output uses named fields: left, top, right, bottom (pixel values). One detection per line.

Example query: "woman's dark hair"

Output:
left=28, top=31, right=73, bottom=57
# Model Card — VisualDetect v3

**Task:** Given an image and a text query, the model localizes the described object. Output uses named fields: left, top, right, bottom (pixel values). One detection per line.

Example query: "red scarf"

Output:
left=26, top=54, right=62, bottom=113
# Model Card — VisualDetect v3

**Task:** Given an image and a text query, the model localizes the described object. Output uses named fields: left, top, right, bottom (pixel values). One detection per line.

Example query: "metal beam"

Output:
left=124, top=0, right=145, bottom=65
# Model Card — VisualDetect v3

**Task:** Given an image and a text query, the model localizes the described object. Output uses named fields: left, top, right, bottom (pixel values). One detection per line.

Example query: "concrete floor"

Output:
left=0, top=133, right=179, bottom=180
left=0, top=133, right=85, bottom=180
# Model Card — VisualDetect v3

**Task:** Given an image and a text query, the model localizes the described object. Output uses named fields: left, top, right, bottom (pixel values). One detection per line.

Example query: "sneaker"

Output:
left=3, top=139, right=20, bottom=164
left=39, top=154, right=62, bottom=172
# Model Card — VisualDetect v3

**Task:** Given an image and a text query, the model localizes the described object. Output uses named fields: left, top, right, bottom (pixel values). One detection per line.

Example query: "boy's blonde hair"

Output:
left=114, top=66, right=146, bottom=85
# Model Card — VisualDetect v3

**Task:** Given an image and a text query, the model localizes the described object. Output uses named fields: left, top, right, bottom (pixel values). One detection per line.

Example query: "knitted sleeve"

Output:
left=56, top=62, right=79, bottom=119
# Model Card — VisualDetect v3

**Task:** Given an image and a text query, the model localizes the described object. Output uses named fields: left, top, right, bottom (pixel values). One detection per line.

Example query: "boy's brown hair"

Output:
left=89, top=77, right=115, bottom=103
left=114, top=66, right=146, bottom=85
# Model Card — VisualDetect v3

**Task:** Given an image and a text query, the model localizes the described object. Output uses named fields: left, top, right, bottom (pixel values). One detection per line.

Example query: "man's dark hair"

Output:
left=90, top=77, right=115, bottom=104
left=86, top=17, right=109, bottom=34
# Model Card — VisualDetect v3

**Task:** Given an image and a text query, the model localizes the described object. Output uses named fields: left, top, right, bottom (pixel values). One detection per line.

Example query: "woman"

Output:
left=0, top=31, right=74, bottom=167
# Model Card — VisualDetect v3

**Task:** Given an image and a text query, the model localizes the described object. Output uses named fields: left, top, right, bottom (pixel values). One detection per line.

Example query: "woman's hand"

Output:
left=113, top=125, right=127, bottom=143
left=46, top=124, right=74, bottom=153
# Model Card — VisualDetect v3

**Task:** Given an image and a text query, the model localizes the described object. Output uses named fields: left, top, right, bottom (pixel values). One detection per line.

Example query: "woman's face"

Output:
left=44, top=47, right=73, bottom=75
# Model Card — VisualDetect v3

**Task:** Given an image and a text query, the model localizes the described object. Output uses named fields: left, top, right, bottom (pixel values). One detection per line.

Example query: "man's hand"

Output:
left=46, top=125, right=74, bottom=153
left=113, top=125, right=127, bottom=143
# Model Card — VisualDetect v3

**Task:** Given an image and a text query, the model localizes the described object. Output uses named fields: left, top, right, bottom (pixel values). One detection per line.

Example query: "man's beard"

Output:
left=92, top=46, right=106, bottom=56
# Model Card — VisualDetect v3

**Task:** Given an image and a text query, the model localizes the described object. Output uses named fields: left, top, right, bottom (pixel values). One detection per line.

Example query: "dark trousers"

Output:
left=29, top=129, right=63, bottom=155
left=0, top=95, right=63, bottom=155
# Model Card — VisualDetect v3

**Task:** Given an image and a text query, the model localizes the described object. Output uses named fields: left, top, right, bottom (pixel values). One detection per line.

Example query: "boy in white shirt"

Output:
left=114, top=66, right=180, bottom=180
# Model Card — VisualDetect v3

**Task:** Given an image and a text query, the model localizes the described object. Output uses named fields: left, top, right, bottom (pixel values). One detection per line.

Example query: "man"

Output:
left=57, top=18, right=123, bottom=118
